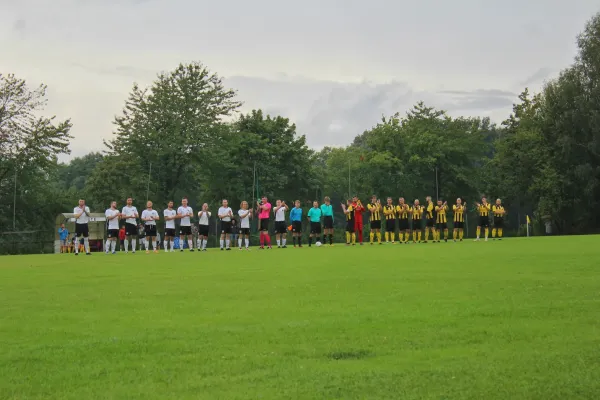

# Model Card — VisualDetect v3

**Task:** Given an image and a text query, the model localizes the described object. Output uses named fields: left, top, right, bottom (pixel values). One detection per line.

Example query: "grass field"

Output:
left=1, top=236, right=599, bottom=400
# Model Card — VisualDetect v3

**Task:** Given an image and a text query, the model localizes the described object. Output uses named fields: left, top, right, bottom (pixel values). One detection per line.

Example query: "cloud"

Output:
left=520, top=67, right=554, bottom=87
left=12, top=18, right=26, bottom=38
left=226, top=76, right=516, bottom=149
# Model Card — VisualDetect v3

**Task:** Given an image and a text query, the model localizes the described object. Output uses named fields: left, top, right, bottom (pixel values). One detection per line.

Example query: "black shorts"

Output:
left=179, top=226, right=192, bottom=235
left=240, top=228, right=250, bottom=235
left=292, top=221, right=302, bottom=233
left=494, top=217, right=504, bottom=228
left=454, top=221, right=464, bottom=229
left=370, top=220, right=381, bottom=230
left=386, top=219, right=396, bottom=232
left=323, top=216, right=334, bottom=229
left=436, top=222, right=447, bottom=231
left=125, top=223, right=137, bottom=236
left=259, top=218, right=269, bottom=232
left=220, top=221, right=232, bottom=234
left=199, top=224, right=210, bottom=236
left=75, top=223, right=89, bottom=237
left=164, top=228, right=176, bottom=237
left=346, top=221, right=355, bottom=233
left=275, top=221, right=287, bottom=234
left=412, top=219, right=422, bottom=230
left=107, top=229, right=119, bottom=238
left=398, top=219, right=409, bottom=231
left=479, top=216, right=490, bottom=228
left=145, top=225, right=157, bottom=237
left=426, top=218, right=435, bottom=228
left=310, top=222, right=321, bottom=234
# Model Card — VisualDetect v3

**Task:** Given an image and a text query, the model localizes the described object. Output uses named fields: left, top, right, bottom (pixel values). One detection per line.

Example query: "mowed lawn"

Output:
left=1, top=237, right=599, bottom=400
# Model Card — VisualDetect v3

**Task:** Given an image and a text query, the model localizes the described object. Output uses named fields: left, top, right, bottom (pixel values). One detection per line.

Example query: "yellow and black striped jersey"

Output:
left=453, top=204, right=466, bottom=222
left=383, top=205, right=396, bottom=220
left=492, top=205, right=505, bottom=218
left=345, top=205, right=355, bottom=222
left=412, top=205, right=423, bottom=219
left=396, top=204, right=410, bottom=220
left=435, top=205, right=448, bottom=223
left=368, top=203, right=381, bottom=221
left=477, top=203, right=491, bottom=217
left=426, top=202, right=435, bottom=219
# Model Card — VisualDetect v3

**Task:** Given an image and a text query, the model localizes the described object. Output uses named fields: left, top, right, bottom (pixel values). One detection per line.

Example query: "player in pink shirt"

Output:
left=256, top=196, right=272, bottom=249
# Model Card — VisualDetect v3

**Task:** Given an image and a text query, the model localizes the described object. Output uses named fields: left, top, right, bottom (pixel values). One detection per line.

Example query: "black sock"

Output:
left=293, top=237, right=296, bottom=245
left=298, top=237, right=302, bottom=245
left=329, top=234, right=333, bottom=244
left=309, top=237, right=312, bottom=246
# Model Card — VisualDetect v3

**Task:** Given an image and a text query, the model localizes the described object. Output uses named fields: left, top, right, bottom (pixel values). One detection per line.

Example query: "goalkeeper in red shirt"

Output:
left=352, top=196, right=365, bottom=245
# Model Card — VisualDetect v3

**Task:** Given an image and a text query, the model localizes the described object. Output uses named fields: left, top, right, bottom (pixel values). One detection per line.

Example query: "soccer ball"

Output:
left=315, top=241, right=322, bottom=247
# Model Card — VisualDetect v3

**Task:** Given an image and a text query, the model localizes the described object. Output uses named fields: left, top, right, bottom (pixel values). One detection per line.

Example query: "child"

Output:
left=230, top=219, right=239, bottom=247
left=238, top=201, right=252, bottom=250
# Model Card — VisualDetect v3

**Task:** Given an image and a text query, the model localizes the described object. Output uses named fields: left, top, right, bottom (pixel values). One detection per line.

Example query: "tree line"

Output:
left=1, top=13, right=599, bottom=252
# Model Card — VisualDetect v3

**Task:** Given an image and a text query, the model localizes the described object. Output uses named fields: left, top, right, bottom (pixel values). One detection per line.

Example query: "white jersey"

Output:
left=121, top=206, right=138, bottom=225
left=275, top=206, right=286, bottom=222
left=177, top=206, right=193, bottom=226
left=141, top=209, right=159, bottom=225
left=74, top=206, right=90, bottom=224
left=198, top=211, right=211, bottom=226
left=238, top=209, right=251, bottom=229
left=164, top=209, right=176, bottom=229
left=218, top=207, right=233, bottom=222
left=105, top=208, right=120, bottom=230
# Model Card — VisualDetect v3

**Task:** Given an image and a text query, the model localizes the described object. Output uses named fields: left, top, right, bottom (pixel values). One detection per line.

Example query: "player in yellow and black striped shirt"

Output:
left=383, top=197, right=396, bottom=243
left=475, top=197, right=491, bottom=241
left=452, top=198, right=466, bottom=241
left=396, top=198, right=411, bottom=244
left=367, top=195, right=382, bottom=245
left=424, top=196, right=435, bottom=243
left=412, top=199, right=423, bottom=243
left=434, top=200, right=448, bottom=242
left=492, top=199, right=506, bottom=240
left=341, top=199, right=356, bottom=245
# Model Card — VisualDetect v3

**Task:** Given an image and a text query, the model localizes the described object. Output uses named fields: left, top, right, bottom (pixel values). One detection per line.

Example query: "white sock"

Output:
left=132, top=239, right=137, bottom=251
left=277, top=239, right=281, bottom=246
left=188, top=240, right=193, bottom=249
left=238, top=238, right=242, bottom=248
left=152, top=240, right=156, bottom=250
left=203, top=239, right=207, bottom=249
left=105, top=241, right=110, bottom=253
left=226, top=239, right=230, bottom=248
left=220, top=239, right=224, bottom=248
left=164, top=240, right=168, bottom=250
left=144, top=238, right=149, bottom=250
left=84, top=237, right=90, bottom=253
left=170, top=240, right=174, bottom=250
left=124, top=239, right=129, bottom=251
left=283, top=238, right=287, bottom=246
left=111, top=241, right=116, bottom=252
left=75, top=238, right=79, bottom=253
left=245, top=238, right=249, bottom=248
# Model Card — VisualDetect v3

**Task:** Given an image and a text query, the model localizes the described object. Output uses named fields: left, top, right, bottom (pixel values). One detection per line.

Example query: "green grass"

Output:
left=1, top=237, right=599, bottom=400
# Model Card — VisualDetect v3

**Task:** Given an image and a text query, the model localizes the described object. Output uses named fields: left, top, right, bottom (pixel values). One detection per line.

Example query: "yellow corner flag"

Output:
left=526, top=215, right=531, bottom=224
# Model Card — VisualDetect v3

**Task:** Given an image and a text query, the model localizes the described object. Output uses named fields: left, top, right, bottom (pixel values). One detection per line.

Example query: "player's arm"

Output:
left=153, top=212, right=160, bottom=220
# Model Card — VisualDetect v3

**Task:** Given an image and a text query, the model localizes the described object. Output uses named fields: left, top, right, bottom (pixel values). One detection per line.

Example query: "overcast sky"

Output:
left=1, top=0, right=598, bottom=160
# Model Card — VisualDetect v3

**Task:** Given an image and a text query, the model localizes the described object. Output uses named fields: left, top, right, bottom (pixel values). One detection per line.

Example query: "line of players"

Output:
left=72, top=195, right=506, bottom=255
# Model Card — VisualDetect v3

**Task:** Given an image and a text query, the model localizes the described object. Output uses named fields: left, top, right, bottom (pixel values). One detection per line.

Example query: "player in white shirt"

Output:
left=141, top=200, right=160, bottom=253
left=105, top=201, right=121, bottom=254
left=197, top=203, right=211, bottom=252
left=121, top=197, right=139, bottom=253
left=177, top=197, right=194, bottom=251
left=274, top=199, right=289, bottom=248
left=238, top=201, right=252, bottom=250
left=217, top=199, right=234, bottom=250
left=163, top=200, right=177, bottom=252
left=73, top=199, right=91, bottom=255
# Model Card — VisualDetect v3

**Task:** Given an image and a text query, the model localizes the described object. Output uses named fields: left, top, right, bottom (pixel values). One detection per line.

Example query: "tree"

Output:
left=93, top=62, right=241, bottom=208
left=0, top=73, right=72, bottom=233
